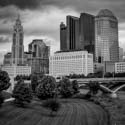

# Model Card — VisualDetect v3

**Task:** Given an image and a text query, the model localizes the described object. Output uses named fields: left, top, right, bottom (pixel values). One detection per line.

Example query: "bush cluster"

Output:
left=12, top=80, right=32, bottom=107
left=0, top=71, right=11, bottom=107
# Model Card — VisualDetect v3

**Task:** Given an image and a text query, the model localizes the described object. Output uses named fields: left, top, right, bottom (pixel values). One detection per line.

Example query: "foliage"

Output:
left=42, top=99, right=61, bottom=116
left=0, top=93, right=4, bottom=107
left=36, top=76, right=56, bottom=100
left=0, top=70, right=11, bottom=107
left=12, top=80, right=32, bottom=107
left=31, top=74, right=39, bottom=93
left=58, top=77, right=74, bottom=98
left=104, top=72, right=113, bottom=78
left=0, top=70, right=11, bottom=91
left=72, top=80, right=79, bottom=94
left=87, top=81, right=100, bottom=96
left=14, top=75, right=31, bottom=81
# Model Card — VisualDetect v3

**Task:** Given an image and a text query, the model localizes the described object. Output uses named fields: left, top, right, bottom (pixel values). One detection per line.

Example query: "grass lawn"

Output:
left=0, top=99, right=108, bottom=125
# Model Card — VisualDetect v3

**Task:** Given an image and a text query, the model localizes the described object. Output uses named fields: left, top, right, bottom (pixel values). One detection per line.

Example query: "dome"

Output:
left=97, top=9, right=117, bottom=20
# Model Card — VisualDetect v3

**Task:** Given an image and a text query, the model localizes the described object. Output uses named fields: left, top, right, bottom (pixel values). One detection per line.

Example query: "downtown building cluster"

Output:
left=49, top=9, right=125, bottom=77
left=2, top=16, right=50, bottom=92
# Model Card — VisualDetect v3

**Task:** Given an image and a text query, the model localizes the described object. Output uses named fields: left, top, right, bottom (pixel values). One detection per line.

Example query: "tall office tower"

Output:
left=28, top=39, right=50, bottom=74
left=66, top=16, right=79, bottom=50
left=60, top=22, right=67, bottom=51
left=95, top=9, right=119, bottom=63
left=11, top=15, right=24, bottom=65
left=119, top=47, right=124, bottom=62
left=79, top=13, right=95, bottom=55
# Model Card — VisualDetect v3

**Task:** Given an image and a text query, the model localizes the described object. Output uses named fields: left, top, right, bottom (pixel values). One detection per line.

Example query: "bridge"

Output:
left=76, top=78, right=125, bottom=97
left=73, top=77, right=125, bottom=84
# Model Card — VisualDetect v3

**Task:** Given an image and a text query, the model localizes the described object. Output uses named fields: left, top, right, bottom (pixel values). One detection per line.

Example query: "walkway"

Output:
left=0, top=99, right=108, bottom=125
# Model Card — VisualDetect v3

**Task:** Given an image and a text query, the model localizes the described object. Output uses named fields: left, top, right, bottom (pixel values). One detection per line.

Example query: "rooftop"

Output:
left=97, top=9, right=117, bottom=20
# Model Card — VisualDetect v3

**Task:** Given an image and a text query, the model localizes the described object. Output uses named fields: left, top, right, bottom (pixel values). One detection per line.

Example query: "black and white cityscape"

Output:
left=0, top=0, right=125, bottom=125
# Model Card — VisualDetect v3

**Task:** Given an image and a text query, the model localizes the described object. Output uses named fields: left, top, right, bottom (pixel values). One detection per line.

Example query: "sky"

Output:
left=0, top=0, right=125, bottom=63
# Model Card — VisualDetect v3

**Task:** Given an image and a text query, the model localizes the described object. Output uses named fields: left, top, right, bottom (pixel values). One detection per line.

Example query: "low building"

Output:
left=28, top=39, right=50, bottom=74
left=49, top=50, right=93, bottom=77
left=115, top=62, right=125, bottom=73
left=1, top=65, right=31, bottom=92
left=3, top=52, right=12, bottom=65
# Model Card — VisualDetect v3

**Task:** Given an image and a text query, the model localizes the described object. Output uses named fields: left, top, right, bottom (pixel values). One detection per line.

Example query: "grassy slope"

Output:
left=0, top=99, right=108, bottom=125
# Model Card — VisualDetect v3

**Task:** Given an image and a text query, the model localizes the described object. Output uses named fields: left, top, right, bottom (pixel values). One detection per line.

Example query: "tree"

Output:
left=0, top=70, right=11, bottom=107
left=12, top=80, right=32, bottom=107
left=36, top=76, right=56, bottom=100
left=87, top=81, right=100, bottom=96
left=59, top=77, right=74, bottom=98
left=72, top=80, right=79, bottom=94
left=31, top=74, right=39, bottom=93
left=104, top=72, right=113, bottom=78
left=42, top=99, right=61, bottom=116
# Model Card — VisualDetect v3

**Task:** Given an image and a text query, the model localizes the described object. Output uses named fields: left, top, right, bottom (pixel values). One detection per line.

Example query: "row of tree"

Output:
left=11, top=76, right=79, bottom=107
left=65, top=72, right=125, bottom=79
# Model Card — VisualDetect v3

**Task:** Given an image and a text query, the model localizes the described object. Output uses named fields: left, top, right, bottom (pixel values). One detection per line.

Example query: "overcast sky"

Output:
left=0, top=0, right=125, bottom=63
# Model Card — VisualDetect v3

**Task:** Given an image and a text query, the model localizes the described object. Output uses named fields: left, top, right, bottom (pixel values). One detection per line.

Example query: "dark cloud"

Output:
left=0, top=0, right=125, bottom=22
left=0, top=0, right=40, bottom=9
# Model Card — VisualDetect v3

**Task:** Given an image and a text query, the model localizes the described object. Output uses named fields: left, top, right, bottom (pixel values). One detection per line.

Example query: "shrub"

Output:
left=12, top=80, right=32, bottom=107
left=36, top=76, right=56, bottom=100
left=87, top=81, right=100, bottom=95
left=0, top=70, right=11, bottom=107
left=72, top=80, right=79, bottom=94
left=0, top=93, right=4, bottom=107
left=59, top=77, right=74, bottom=98
left=42, top=99, right=61, bottom=116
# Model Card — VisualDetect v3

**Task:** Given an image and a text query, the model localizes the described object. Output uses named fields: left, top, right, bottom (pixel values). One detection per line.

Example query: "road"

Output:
left=0, top=99, right=109, bottom=125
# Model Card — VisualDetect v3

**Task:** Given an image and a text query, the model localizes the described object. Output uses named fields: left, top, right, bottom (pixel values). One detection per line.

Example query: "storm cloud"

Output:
left=0, top=0, right=125, bottom=55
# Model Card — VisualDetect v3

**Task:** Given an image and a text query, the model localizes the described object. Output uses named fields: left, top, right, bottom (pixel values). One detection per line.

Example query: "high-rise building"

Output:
left=66, top=16, right=79, bottom=50
left=79, top=13, right=95, bottom=55
left=95, top=9, right=119, bottom=63
left=11, top=15, right=24, bottom=65
left=28, top=39, right=50, bottom=74
left=60, top=13, right=95, bottom=58
left=60, top=22, right=67, bottom=51
left=119, top=47, right=124, bottom=62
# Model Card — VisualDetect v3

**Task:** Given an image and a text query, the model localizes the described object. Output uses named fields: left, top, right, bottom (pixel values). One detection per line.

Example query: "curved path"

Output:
left=0, top=99, right=108, bottom=125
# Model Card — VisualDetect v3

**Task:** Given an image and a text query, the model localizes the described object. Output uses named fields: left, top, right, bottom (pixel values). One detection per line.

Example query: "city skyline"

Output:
left=0, top=0, right=125, bottom=64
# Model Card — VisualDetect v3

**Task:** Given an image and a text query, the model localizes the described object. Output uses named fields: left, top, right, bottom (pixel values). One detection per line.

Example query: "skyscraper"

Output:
left=60, top=13, right=95, bottom=56
left=11, top=15, right=24, bottom=65
left=95, top=9, right=119, bottom=63
left=119, top=47, right=124, bottom=62
left=66, top=16, right=79, bottom=50
left=79, top=13, right=95, bottom=55
left=28, top=39, right=50, bottom=74
left=60, top=22, right=67, bottom=51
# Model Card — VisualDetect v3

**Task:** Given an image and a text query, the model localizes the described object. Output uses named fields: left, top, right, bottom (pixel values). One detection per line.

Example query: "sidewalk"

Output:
left=4, top=98, right=15, bottom=102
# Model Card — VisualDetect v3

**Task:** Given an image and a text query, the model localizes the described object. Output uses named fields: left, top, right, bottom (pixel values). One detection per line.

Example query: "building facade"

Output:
left=66, top=16, right=79, bottom=50
left=79, top=13, right=95, bottom=55
left=2, top=65, right=31, bottom=92
left=28, top=39, right=50, bottom=74
left=115, top=62, right=125, bottom=73
left=119, top=47, right=124, bottom=62
left=60, top=13, right=95, bottom=59
left=49, top=51, right=93, bottom=77
left=95, top=9, right=119, bottom=63
left=12, top=15, right=24, bottom=65
left=60, top=22, right=67, bottom=51
left=3, top=52, right=12, bottom=65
